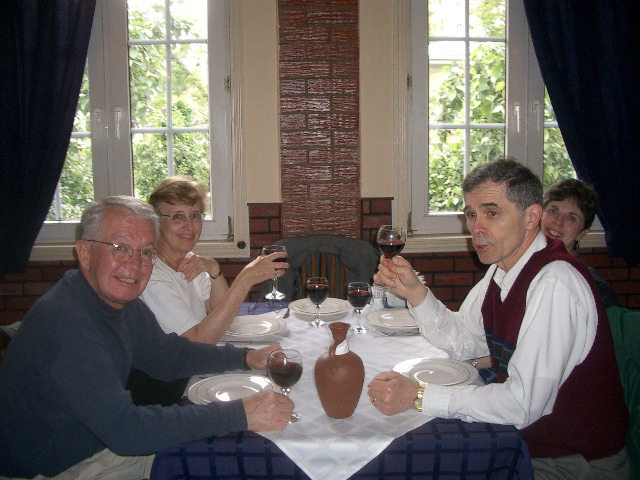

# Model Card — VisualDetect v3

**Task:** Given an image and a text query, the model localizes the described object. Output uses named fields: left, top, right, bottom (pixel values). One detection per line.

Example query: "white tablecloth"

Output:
left=216, top=306, right=453, bottom=480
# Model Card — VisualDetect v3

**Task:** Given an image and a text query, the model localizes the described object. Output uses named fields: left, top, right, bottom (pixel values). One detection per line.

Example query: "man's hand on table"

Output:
left=245, top=343, right=282, bottom=370
left=368, top=371, right=419, bottom=416
left=243, top=391, right=294, bottom=431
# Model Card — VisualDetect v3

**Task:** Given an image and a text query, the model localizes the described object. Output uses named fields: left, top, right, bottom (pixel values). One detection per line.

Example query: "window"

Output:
left=35, top=0, right=250, bottom=259
left=407, top=0, right=576, bottom=239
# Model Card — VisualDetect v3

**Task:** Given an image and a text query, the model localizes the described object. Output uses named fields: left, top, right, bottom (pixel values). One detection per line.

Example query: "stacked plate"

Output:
left=288, top=298, right=350, bottom=322
left=393, top=358, right=478, bottom=386
left=224, top=315, right=286, bottom=340
left=367, top=309, right=419, bottom=335
left=187, top=374, right=274, bottom=405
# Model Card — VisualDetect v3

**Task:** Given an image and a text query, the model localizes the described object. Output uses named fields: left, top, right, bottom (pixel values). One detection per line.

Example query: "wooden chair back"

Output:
left=300, top=252, right=347, bottom=299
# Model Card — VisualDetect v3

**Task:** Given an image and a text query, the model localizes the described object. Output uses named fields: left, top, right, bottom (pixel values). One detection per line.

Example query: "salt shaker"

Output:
left=370, top=285, right=386, bottom=312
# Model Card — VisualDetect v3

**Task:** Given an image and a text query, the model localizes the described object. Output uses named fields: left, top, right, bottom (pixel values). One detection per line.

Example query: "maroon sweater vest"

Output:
left=481, top=236, right=628, bottom=460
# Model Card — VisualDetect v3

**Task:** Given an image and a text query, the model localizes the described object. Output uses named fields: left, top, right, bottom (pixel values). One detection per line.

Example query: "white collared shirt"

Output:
left=410, top=231, right=597, bottom=428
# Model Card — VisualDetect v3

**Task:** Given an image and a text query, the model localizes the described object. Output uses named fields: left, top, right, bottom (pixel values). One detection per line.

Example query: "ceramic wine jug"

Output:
left=314, top=321, right=365, bottom=419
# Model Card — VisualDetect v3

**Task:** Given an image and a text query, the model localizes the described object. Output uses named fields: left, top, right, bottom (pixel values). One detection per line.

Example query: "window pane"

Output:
left=428, top=0, right=464, bottom=36
left=132, top=133, right=168, bottom=201
left=174, top=132, right=211, bottom=197
left=129, top=44, right=168, bottom=128
left=543, top=127, right=575, bottom=189
left=469, top=41, right=505, bottom=124
left=543, top=89, right=575, bottom=188
left=429, top=41, right=465, bottom=123
left=128, top=0, right=166, bottom=40
left=429, top=128, right=464, bottom=212
left=171, top=0, right=207, bottom=39
left=48, top=137, right=94, bottom=221
left=50, top=70, right=93, bottom=221
left=171, top=43, right=208, bottom=128
left=470, top=128, right=504, bottom=170
left=469, top=0, right=505, bottom=37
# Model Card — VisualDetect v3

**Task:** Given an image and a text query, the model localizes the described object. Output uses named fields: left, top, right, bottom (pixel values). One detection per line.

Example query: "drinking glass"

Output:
left=376, top=225, right=407, bottom=259
left=262, top=245, right=287, bottom=301
left=347, top=282, right=371, bottom=334
left=267, top=349, right=303, bottom=422
left=306, top=276, right=329, bottom=327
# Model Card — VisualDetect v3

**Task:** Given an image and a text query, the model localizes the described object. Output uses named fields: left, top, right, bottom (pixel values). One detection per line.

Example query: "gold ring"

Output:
left=371, top=397, right=377, bottom=404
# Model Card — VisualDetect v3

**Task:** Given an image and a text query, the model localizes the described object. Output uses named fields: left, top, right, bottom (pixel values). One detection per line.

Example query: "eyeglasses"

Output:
left=158, top=212, right=205, bottom=224
left=87, top=240, right=157, bottom=266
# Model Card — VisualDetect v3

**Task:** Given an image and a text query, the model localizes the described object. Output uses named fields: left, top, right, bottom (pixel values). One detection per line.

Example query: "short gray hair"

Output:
left=78, top=196, right=159, bottom=241
left=462, top=157, right=542, bottom=211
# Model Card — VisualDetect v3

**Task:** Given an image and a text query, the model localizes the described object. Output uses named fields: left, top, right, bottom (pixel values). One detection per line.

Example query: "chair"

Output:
left=261, top=235, right=380, bottom=301
left=606, top=305, right=640, bottom=478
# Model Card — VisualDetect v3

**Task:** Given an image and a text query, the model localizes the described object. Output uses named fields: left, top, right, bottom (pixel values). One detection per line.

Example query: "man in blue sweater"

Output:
left=0, top=196, right=292, bottom=479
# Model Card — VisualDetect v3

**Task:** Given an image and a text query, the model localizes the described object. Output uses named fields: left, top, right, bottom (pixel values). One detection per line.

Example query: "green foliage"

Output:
left=427, top=41, right=573, bottom=212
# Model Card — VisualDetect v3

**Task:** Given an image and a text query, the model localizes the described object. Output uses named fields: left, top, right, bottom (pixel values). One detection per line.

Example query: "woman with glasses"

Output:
left=130, top=176, right=287, bottom=405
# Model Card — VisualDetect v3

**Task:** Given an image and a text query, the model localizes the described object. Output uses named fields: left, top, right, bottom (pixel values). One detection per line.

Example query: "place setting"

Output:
left=219, top=314, right=288, bottom=343
left=366, top=308, right=420, bottom=336
left=393, top=357, right=479, bottom=386
left=288, top=276, right=351, bottom=326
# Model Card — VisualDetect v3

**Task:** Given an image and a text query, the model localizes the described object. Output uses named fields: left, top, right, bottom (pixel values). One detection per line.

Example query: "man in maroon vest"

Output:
left=368, top=158, right=629, bottom=479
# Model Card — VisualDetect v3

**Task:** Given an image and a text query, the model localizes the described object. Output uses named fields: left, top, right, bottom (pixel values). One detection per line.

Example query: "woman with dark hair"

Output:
left=541, top=178, right=618, bottom=307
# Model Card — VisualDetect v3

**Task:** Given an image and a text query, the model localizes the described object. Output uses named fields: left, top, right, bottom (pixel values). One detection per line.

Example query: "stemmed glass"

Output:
left=267, top=349, right=303, bottom=423
left=262, top=245, right=287, bottom=301
left=305, top=276, right=329, bottom=327
left=347, top=282, right=371, bottom=334
left=376, top=225, right=407, bottom=260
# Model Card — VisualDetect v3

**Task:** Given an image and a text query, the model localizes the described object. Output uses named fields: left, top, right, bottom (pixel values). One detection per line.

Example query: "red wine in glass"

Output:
left=306, top=276, right=329, bottom=327
left=268, top=361, right=303, bottom=388
left=347, top=289, right=371, bottom=309
left=268, top=349, right=303, bottom=422
left=377, top=240, right=406, bottom=259
left=347, top=282, right=371, bottom=333
left=306, top=284, right=329, bottom=304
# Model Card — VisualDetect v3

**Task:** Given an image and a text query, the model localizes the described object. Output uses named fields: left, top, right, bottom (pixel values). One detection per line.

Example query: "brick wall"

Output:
left=279, top=0, right=361, bottom=238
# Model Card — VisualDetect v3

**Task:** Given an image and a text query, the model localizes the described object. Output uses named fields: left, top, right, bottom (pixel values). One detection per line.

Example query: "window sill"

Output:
left=30, top=239, right=250, bottom=262
left=404, top=231, right=606, bottom=254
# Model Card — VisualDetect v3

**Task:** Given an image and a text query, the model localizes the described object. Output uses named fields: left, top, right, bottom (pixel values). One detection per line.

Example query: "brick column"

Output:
left=279, top=0, right=361, bottom=238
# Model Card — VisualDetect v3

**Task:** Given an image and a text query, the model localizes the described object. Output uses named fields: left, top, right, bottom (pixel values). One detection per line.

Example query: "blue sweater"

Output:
left=0, top=270, right=248, bottom=478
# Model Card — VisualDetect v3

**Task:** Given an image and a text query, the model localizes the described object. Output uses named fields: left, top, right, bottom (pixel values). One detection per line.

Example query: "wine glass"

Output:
left=262, top=245, right=287, bottom=301
left=347, top=282, right=371, bottom=334
left=306, top=276, right=329, bottom=327
left=267, top=349, right=303, bottom=422
left=376, top=225, right=407, bottom=260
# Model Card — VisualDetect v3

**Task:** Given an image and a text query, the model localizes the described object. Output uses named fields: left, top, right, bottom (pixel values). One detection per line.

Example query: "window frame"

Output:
left=395, top=0, right=605, bottom=252
left=31, top=0, right=268, bottom=261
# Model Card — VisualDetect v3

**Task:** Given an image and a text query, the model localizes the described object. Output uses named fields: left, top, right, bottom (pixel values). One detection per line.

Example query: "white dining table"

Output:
left=196, top=301, right=459, bottom=480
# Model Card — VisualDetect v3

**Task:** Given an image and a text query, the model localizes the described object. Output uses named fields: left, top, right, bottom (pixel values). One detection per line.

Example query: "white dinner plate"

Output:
left=187, top=374, right=274, bottom=405
left=288, top=298, right=351, bottom=321
left=367, top=309, right=417, bottom=329
left=225, top=315, right=286, bottom=338
left=393, top=358, right=478, bottom=386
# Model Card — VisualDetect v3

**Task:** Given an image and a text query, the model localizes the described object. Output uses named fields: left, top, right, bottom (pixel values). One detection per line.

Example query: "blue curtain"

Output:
left=523, top=0, right=640, bottom=265
left=0, top=1, right=96, bottom=276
